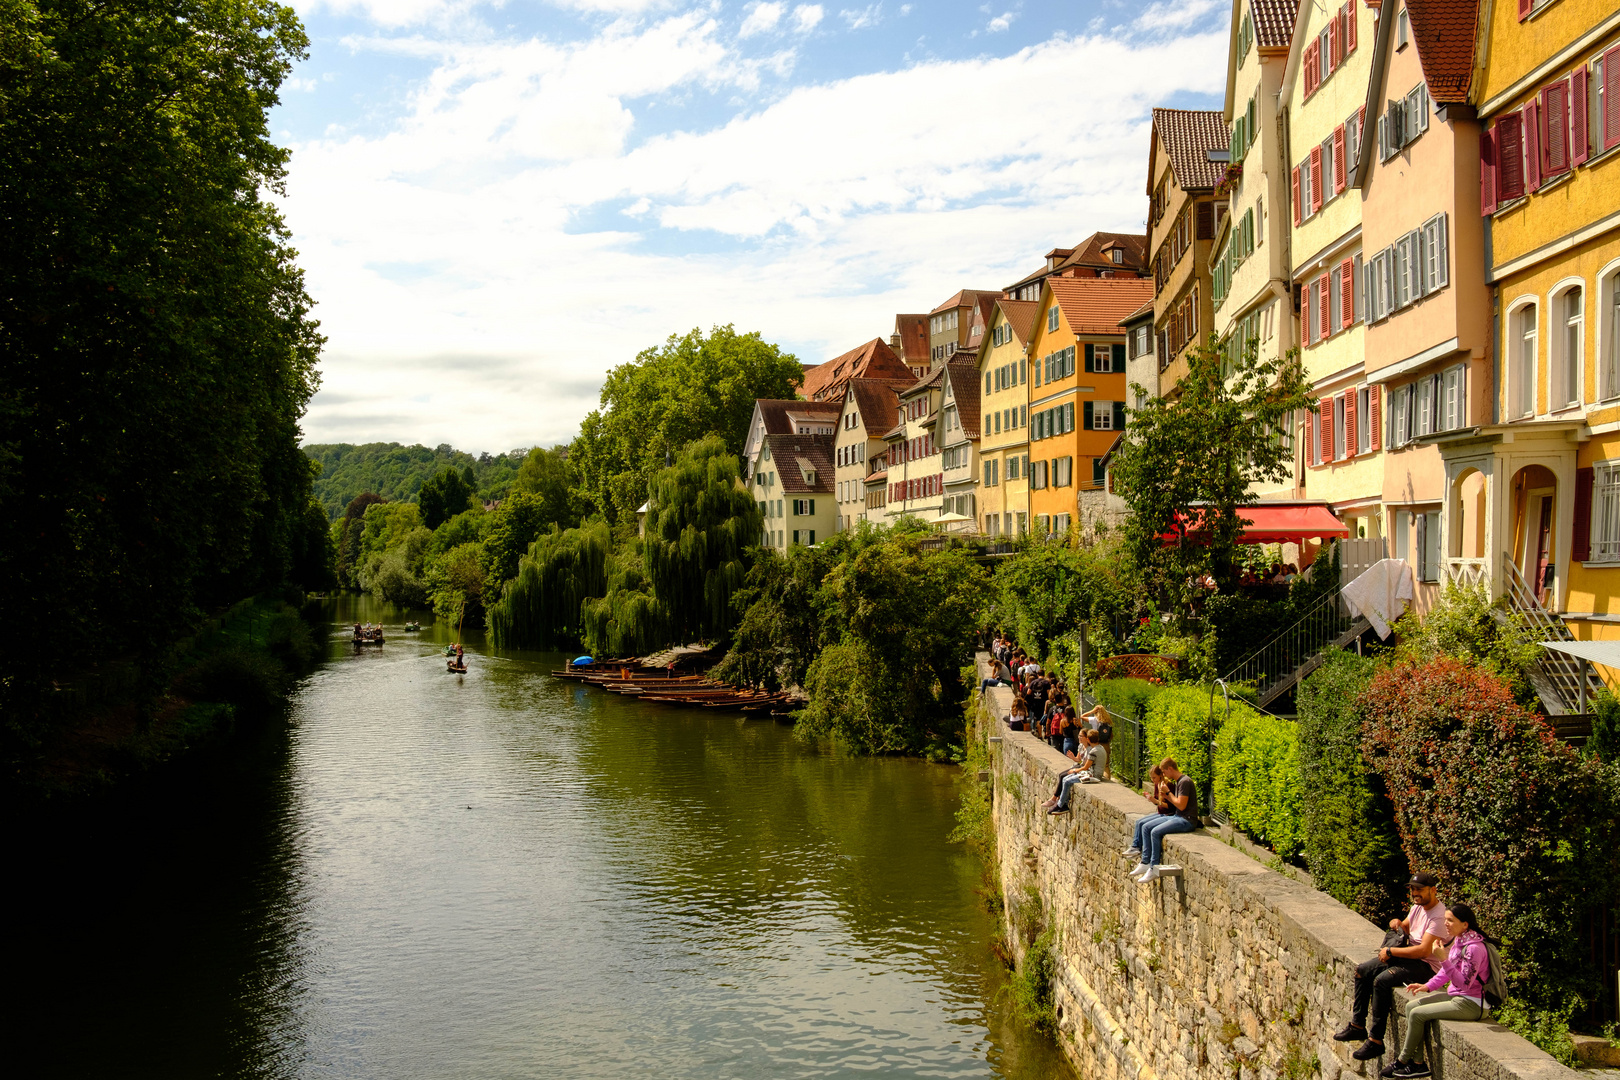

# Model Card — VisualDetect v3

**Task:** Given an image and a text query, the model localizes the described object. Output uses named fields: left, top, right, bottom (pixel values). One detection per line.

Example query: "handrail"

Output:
left=1219, top=585, right=1352, bottom=698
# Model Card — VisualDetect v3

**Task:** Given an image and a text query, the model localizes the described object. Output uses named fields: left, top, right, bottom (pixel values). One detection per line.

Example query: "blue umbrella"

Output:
left=571, top=655, right=594, bottom=666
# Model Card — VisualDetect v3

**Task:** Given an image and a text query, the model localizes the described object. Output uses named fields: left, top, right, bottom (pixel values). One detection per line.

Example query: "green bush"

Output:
left=1391, top=583, right=1542, bottom=709
left=1143, top=685, right=1213, bottom=794
left=178, top=647, right=285, bottom=718
left=1295, top=649, right=1404, bottom=920
left=1213, top=703, right=1305, bottom=858
left=1091, top=678, right=1161, bottom=724
left=1006, top=926, right=1057, bottom=1035
left=1590, top=689, right=1620, bottom=763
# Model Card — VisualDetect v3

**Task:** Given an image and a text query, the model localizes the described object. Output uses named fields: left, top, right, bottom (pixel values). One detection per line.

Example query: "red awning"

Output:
left=1161, top=503, right=1350, bottom=545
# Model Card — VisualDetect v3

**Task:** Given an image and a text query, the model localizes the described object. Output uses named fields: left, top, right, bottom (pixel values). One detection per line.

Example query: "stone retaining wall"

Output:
left=976, top=657, right=1578, bottom=1080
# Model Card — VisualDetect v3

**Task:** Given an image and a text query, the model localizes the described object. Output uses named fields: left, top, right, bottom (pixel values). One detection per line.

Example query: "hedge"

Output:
left=1296, top=649, right=1405, bottom=919
left=1142, top=685, right=1215, bottom=795
left=1362, top=657, right=1620, bottom=1010
left=1090, top=677, right=1161, bottom=726
left=1212, top=702, right=1304, bottom=858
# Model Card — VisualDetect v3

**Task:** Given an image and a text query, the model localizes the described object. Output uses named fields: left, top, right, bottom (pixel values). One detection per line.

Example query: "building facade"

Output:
left=978, top=298, right=1038, bottom=536
left=833, top=379, right=906, bottom=533
left=1148, top=108, right=1230, bottom=395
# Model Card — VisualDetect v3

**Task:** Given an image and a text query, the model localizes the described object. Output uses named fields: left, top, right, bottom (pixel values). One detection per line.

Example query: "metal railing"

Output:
left=1078, top=690, right=1147, bottom=792
left=1219, top=586, right=1355, bottom=705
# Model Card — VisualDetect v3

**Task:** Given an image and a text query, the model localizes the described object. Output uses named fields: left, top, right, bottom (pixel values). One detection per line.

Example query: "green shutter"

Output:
left=1114, top=402, right=1126, bottom=430
left=1083, top=401, right=1093, bottom=429
left=1084, top=344, right=1095, bottom=372
left=1112, top=342, right=1126, bottom=367
left=809, top=499, right=815, bottom=515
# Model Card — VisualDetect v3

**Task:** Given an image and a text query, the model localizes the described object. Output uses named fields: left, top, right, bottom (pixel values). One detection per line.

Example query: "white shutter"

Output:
left=1434, top=215, right=1449, bottom=288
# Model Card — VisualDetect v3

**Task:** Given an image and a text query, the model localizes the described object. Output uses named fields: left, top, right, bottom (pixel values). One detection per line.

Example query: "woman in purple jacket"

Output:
left=1381, top=903, right=1492, bottom=1079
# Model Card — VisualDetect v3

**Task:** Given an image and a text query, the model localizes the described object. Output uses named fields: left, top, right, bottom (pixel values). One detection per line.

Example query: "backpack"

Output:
left=1048, top=714, right=1063, bottom=737
left=1481, top=940, right=1507, bottom=1010
left=1095, top=721, right=1113, bottom=745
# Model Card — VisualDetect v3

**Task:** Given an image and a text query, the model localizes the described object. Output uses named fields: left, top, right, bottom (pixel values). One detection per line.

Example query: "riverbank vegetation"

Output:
left=0, top=0, right=330, bottom=784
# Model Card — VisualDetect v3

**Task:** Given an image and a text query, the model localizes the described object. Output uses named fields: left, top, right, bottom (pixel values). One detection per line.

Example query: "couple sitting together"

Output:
left=1333, top=872, right=1502, bottom=1078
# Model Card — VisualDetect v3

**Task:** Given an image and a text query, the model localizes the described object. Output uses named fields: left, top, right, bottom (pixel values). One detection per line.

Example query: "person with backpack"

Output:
left=1334, top=872, right=1453, bottom=1061
left=1377, top=903, right=1496, bottom=1079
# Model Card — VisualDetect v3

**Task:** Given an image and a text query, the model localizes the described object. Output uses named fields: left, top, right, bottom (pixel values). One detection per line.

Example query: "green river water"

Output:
left=12, top=596, right=1073, bottom=1079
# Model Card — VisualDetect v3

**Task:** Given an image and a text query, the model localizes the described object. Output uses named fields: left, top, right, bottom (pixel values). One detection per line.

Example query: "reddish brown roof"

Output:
left=1046, top=277, right=1157, bottom=337
left=893, top=313, right=931, bottom=366
left=944, top=360, right=982, bottom=439
left=847, top=379, right=904, bottom=434
left=1405, top=0, right=1479, bottom=104
left=1119, top=297, right=1156, bottom=327
left=800, top=338, right=913, bottom=402
left=755, top=398, right=842, bottom=437
left=764, top=432, right=834, bottom=494
left=970, top=293, right=999, bottom=344
left=1004, top=232, right=1148, bottom=291
left=1252, top=0, right=1299, bottom=50
left=996, top=299, right=1040, bottom=345
left=1152, top=108, right=1229, bottom=192
left=931, top=288, right=999, bottom=315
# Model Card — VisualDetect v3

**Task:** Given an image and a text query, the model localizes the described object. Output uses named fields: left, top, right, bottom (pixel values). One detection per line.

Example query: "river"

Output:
left=12, top=596, right=1072, bottom=1079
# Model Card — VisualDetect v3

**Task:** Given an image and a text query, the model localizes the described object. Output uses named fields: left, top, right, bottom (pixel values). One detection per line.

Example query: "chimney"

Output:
left=890, top=332, right=902, bottom=349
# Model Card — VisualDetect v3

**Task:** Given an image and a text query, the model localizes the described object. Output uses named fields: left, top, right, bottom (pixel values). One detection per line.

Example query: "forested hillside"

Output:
left=303, top=443, right=527, bottom=519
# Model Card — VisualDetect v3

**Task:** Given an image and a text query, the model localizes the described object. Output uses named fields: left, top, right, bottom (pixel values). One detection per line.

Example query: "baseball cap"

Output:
left=1408, top=872, right=1438, bottom=888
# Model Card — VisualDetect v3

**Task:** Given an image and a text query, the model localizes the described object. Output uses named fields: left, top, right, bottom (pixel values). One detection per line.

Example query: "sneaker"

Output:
left=1380, top=1060, right=1410, bottom=1078
left=1121, top=846, right=1141, bottom=857
left=1333, top=1023, right=1367, bottom=1043
left=1138, top=865, right=1161, bottom=883
left=1389, top=1063, right=1429, bottom=1079
left=1352, top=1040, right=1385, bottom=1061
left=1126, top=862, right=1147, bottom=878
left=1047, top=805, right=1068, bottom=814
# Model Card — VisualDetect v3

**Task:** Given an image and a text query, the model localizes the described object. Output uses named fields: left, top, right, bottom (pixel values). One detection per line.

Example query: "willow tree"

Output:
left=640, top=434, right=762, bottom=647
left=488, top=521, right=611, bottom=649
left=581, top=547, right=667, bottom=657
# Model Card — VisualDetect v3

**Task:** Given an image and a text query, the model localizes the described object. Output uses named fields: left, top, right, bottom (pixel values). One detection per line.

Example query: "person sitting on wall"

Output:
left=1042, top=729, right=1109, bottom=814
left=1006, top=696, right=1029, bottom=730
left=1334, top=872, right=1453, bottom=1061
left=1131, top=758, right=1199, bottom=883
left=979, top=656, right=1010, bottom=695
left=1121, top=766, right=1172, bottom=862
left=1378, top=903, right=1494, bottom=1079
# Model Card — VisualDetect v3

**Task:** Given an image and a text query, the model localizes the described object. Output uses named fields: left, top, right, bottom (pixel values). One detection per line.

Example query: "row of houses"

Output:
left=742, top=0, right=1620, bottom=641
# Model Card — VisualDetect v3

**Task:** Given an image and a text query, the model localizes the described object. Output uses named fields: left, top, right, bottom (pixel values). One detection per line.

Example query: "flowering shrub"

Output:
left=1361, top=657, right=1620, bottom=1010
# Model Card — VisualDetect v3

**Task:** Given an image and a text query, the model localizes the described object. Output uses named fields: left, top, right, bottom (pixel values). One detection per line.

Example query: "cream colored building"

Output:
left=833, top=379, right=905, bottom=532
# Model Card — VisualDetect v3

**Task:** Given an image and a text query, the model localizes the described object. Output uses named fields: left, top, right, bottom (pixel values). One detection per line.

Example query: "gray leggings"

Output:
left=1401, top=992, right=1483, bottom=1062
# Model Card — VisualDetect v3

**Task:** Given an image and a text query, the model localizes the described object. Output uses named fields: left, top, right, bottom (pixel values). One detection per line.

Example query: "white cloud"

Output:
left=1132, top=0, right=1224, bottom=34
left=985, top=11, right=1015, bottom=32
left=283, top=76, right=320, bottom=92
left=839, top=4, right=882, bottom=30
left=739, top=1, right=784, bottom=37
left=792, top=4, right=824, bottom=32
left=284, top=22, right=1227, bottom=451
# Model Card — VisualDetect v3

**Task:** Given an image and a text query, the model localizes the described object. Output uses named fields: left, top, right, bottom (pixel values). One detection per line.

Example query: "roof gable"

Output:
left=1404, top=0, right=1478, bottom=104
left=800, top=338, right=913, bottom=402
left=1044, top=277, right=1158, bottom=338
left=1151, top=108, right=1229, bottom=192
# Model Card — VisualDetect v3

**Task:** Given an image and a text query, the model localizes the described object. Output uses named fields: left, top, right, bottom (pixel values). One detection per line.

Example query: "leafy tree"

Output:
left=488, top=521, right=612, bottom=650
left=302, top=442, right=526, bottom=519
left=418, top=467, right=475, bottom=530
left=511, top=445, right=583, bottom=527
left=571, top=325, right=802, bottom=523
left=640, top=434, right=762, bottom=646
left=0, top=0, right=323, bottom=720
left=1112, top=335, right=1312, bottom=617
left=712, top=544, right=841, bottom=691
left=480, top=492, right=559, bottom=604
left=334, top=493, right=386, bottom=587
left=425, top=542, right=485, bottom=626
left=581, top=547, right=666, bottom=657
left=989, top=534, right=1139, bottom=660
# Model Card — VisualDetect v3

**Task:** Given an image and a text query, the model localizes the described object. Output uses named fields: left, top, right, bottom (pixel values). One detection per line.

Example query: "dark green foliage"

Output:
left=302, top=442, right=526, bottom=519
left=177, top=648, right=286, bottom=721
left=1112, top=335, right=1313, bottom=618
left=1590, top=689, right=1620, bottom=763
left=1006, top=927, right=1057, bottom=1035
left=581, top=547, right=667, bottom=657
left=640, top=434, right=761, bottom=646
left=418, top=467, right=475, bottom=530
left=334, top=493, right=386, bottom=587
left=488, top=521, right=612, bottom=650
left=480, top=492, right=561, bottom=605
left=292, top=498, right=338, bottom=592
left=989, top=535, right=1138, bottom=660
left=0, top=0, right=323, bottom=724
left=1362, top=657, right=1620, bottom=1011
left=1296, top=649, right=1404, bottom=920
left=1205, top=551, right=1340, bottom=675
left=570, top=325, right=803, bottom=524
left=712, top=544, right=838, bottom=691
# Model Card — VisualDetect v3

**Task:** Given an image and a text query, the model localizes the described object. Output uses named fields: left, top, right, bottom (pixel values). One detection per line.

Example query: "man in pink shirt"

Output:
left=1333, top=872, right=1453, bottom=1061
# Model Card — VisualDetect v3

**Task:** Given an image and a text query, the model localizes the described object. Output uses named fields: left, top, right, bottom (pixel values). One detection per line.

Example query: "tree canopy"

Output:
left=302, top=442, right=527, bottom=520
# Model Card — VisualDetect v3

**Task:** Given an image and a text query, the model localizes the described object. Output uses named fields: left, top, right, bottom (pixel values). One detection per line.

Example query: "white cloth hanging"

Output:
left=1341, top=559, right=1416, bottom=639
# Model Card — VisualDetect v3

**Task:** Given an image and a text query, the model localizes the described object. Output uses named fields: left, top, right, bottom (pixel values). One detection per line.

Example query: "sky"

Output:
left=276, top=0, right=1230, bottom=455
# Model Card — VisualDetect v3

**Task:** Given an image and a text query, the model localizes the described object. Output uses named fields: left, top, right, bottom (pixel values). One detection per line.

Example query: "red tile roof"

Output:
left=1046, top=277, right=1157, bottom=337
left=996, top=299, right=1040, bottom=345
left=848, top=379, right=904, bottom=434
left=1252, top=0, right=1299, bottom=50
left=1405, top=0, right=1479, bottom=104
left=944, top=360, right=982, bottom=439
left=764, top=433, right=834, bottom=494
left=755, top=398, right=842, bottom=437
left=1004, top=232, right=1148, bottom=291
left=1119, top=297, right=1156, bottom=327
left=1152, top=108, right=1229, bottom=192
left=800, top=338, right=913, bottom=402
left=931, top=288, right=1000, bottom=315
left=893, top=313, right=931, bottom=366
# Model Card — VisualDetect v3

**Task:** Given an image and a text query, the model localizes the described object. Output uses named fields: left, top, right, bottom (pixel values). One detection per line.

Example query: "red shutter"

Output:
left=1607, top=46, right=1620, bottom=150
left=1292, top=167, right=1303, bottom=224
left=1369, top=387, right=1382, bottom=451
left=1498, top=115, right=1525, bottom=199
left=1542, top=82, right=1569, bottom=175
left=1480, top=127, right=1498, bottom=214
left=1318, top=277, right=1330, bottom=341
left=1572, top=67, right=1590, bottom=166
left=1333, top=124, right=1348, bottom=192
left=1345, top=390, right=1358, bottom=457
left=1328, top=18, right=1340, bottom=72
left=1310, top=147, right=1324, bottom=210
left=1340, top=257, right=1355, bottom=327
left=1524, top=100, right=1542, bottom=193
left=1304, top=41, right=1317, bottom=95
left=1346, top=2, right=1357, bottom=52
left=1517, top=0, right=1532, bottom=18
left=1306, top=408, right=1316, bottom=466
left=1573, top=467, right=1595, bottom=562
left=1320, top=400, right=1334, bottom=462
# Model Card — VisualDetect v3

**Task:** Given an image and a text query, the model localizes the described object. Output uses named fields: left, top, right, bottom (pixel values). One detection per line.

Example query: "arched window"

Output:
left=1601, top=263, right=1620, bottom=401
left=1511, top=302, right=1538, bottom=419
left=1551, top=283, right=1584, bottom=410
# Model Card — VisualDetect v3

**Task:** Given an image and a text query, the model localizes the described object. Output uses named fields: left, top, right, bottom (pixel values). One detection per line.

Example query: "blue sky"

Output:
left=277, top=0, right=1229, bottom=452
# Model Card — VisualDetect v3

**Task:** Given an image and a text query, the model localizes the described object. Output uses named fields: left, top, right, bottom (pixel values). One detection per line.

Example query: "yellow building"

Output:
left=1439, top=0, right=1620, bottom=642
left=977, top=298, right=1038, bottom=536
left=833, top=378, right=906, bottom=533
left=1283, top=0, right=1381, bottom=531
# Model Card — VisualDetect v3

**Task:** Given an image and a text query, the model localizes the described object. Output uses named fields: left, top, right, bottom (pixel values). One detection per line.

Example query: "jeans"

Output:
left=1400, top=992, right=1482, bottom=1062
left=1061, top=736, right=1079, bottom=756
left=1352, top=956, right=1432, bottom=1040
left=1056, top=773, right=1098, bottom=809
left=1129, top=813, right=1168, bottom=852
left=1144, top=815, right=1197, bottom=865
left=979, top=677, right=1008, bottom=694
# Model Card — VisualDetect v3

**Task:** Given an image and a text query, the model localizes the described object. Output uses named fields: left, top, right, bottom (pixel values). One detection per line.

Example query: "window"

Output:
left=1048, top=306, right=1059, bottom=333
left=1594, top=462, right=1620, bottom=562
left=1603, top=269, right=1620, bottom=400
left=1397, top=5, right=1409, bottom=49
left=1055, top=513, right=1071, bottom=534
left=1092, top=457, right=1107, bottom=487
left=1555, top=286, right=1584, bottom=410
left=792, top=499, right=816, bottom=516
left=1031, top=460, right=1048, bottom=489
left=1515, top=304, right=1538, bottom=418
left=1442, top=364, right=1466, bottom=430
left=1054, top=457, right=1072, bottom=487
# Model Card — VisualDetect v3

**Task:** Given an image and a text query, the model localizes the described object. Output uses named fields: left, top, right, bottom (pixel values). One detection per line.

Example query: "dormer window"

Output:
left=1110, top=248, right=1123, bottom=264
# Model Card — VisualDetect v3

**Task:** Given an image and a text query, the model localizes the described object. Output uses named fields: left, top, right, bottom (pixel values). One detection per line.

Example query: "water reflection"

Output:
left=11, top=596, right=1072, bottom=1079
